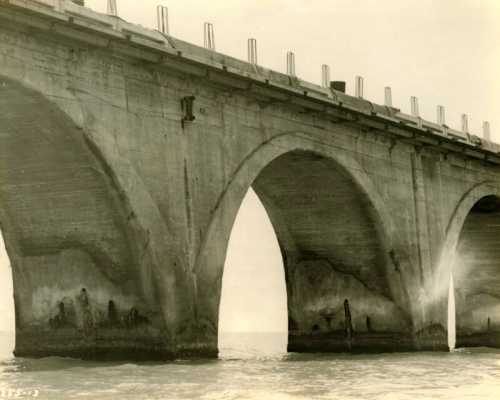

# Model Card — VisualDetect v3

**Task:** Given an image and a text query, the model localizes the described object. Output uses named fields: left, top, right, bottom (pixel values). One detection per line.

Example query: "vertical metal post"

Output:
left=248, top=38, right=257, bottom=65
left=355, top=76, right=364, bottom=98
left=437, top=105, right=446, bottom=125
left=157, top=5, right=169, bottom=34
left=107, top=0, right=118, bottom=16
left=461, top=114, right=469, bottom=134
left=204, top=23, right=215, bottom=50
left=344, top=299, right=353, bottom=351
left=410, top=96, right=419, bottom=117
left=321, top=65, right=330, bottom=89
left=384, top=87, right=392, bottom=107
left=483, top=121, right=491, bottom=141
left=286, top=52, right=296, bottom=77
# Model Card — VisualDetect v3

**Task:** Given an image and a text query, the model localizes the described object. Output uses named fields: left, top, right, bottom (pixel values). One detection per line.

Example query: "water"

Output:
left=1, top=332, right=500, bottom=400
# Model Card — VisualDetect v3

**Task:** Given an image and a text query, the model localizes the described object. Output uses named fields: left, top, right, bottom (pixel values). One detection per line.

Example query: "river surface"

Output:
left=0, top=332, right=499, bottom=399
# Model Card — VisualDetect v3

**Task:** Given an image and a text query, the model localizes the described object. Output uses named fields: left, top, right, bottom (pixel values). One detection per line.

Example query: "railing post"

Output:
left=107, top=0, right=118, bottom=16
left=355, top=76, right=364, bottom=98
left=384, top=87, right=392, bottom=107
left=286, top=51, right=296, bottom=77
left=483, top=121, right=491, bottom=141
left=204, top=23, right=215, bottom=50
left=411, top=96, right=423, bottom=127
left=248, top=38, right=258, bottom=65
left=437, top=105, right=447, bottom=135
left=157, top=5, right=169, bottom=34
left=410, top=96, right=419, bottom=117
left=437, top=105, right=446, bottom=126
left=321, top=64, right=330, bottom=89
left=461, top=114, right=469, bottom=134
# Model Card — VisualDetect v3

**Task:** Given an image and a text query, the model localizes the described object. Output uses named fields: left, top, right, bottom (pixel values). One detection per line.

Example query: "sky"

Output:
left=1, top=0, right=499, bottom=334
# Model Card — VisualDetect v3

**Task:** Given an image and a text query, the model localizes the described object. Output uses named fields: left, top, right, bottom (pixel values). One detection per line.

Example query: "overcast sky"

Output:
left=1, top=0, right=499, bottom=334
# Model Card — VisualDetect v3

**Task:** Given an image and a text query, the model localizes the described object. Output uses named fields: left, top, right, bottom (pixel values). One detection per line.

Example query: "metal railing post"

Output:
left=321, top=65, right=330, bottom=89
left=204, top=23, right=215, bottom=50
left=157, top=5, right=169, bottom=34
left=384, top=87, right=392, bottom=107
left=248, top=38, right=258, bottom=65
left=355, top=76, right=364, bottom=98
left=107, top=0, right=118, bottom=16
left=286, top=51, right=296, bottom=77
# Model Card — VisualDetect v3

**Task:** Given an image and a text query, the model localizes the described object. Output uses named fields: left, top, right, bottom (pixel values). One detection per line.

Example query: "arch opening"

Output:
left=218, top=188, right=287, bottom=357
left=216, top=150, right=412, bottom=355
left=451, top=195, right=500, bottom=348
left=0, top=229, right=15, bottom=357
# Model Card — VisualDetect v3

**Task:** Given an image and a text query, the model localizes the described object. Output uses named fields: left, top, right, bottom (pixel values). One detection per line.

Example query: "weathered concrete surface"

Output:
left=0, top=76, right=172, bottom=359
left=251, top=151, right=412, bottom=352
left=0, top=0, right=499, bottom=359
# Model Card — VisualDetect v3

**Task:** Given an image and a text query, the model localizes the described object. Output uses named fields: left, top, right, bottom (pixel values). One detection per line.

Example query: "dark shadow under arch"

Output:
left=452, top=195, right=500, bottom=348
left=253, top=150, right=411, bottom=352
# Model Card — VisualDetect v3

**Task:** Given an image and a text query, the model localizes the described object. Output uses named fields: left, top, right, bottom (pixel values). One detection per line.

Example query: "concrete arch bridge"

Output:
left=0, top=0, right=499, bottom=359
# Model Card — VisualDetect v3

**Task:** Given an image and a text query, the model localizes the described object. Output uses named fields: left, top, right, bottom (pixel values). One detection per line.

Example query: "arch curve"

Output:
left=434, top=181, right=499, bottom=297
left=194, top=132, right=413, bottom=354
left=434, top=181, right=500, bottom=348
left=0, top=75, right=175, bottom=358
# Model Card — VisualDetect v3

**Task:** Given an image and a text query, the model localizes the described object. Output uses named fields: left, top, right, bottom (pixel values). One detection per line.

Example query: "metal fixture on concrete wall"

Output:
left=321, top=65, right=330, bottom=89
left=107, top=0, right=118, bottom=16
left=355, top=76, right=364, bottom=98
left=204, top=23, right=215, bottom=50
left=332, top=81, right=346, bottom=93
left=248, top=39, right=258, bottom=65
left=483, top=121, right=491, bottom=141
left=437, top=105, right=446, bottom=125
left=461, top=114, right=469, bottom=134
left=157, top=5, right=169, bottom=34
left=286, top=52, right=296, bottom=76
left=181, top=96, right=196, bottom=128
left=410, top=96, right=419, bottom=117
left=384, top=87, right=392, bottom=107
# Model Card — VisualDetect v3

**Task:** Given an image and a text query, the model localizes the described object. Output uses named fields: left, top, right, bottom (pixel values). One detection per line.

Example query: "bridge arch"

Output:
left=0, top=75, right=176, bottom=359
left=435, top=182, right=500, bottom=348
left=194, top=133, right=413, bottom=354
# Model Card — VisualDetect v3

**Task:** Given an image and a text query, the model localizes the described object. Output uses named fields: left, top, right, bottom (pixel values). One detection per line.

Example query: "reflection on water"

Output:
left=448, top=272, right=456, bottom=351
left=219, top=331, right=287, bottom=359
left=1, top=332, right=500, bottom=399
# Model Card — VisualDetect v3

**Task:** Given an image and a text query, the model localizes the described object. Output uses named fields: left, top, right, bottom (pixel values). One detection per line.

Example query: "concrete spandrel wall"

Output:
left=1, top=12, right=500, bottom=357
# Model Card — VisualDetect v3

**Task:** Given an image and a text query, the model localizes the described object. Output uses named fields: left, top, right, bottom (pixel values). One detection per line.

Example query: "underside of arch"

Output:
left=454, top=195, right=500, bottom=348
left=248, top=150, right=412, bottom=352
left=0, top=76, right=167, bottom=359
